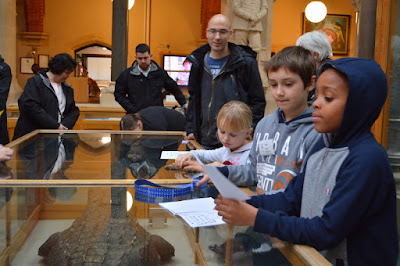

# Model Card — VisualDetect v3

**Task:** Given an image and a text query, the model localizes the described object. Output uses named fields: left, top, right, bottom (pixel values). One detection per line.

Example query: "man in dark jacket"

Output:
left=114, top=43, right=187, bottom=114
left=0, top=55, right=12, bottom=145
left=120, top=106, right=185, bottom=132
left=186, top=14, right=266, bottom=149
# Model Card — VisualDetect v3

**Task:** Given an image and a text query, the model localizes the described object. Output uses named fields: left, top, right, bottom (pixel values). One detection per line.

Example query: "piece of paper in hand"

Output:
left=192, top=153, right=250, bottom=201
left=201, top=165, right=250, bottom=201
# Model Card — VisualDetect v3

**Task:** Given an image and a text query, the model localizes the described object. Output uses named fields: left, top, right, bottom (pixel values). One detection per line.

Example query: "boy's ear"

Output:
left=246, top=127, right=253, bottom=136
left=306, top=75, right=316, bottom=92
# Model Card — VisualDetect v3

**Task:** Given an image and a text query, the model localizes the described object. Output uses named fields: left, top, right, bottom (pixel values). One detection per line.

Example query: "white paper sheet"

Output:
left=159, top=197, right=225, bottom=227
left=178, top=211, right=225, bottom=227
left=192, top=154, right=251, bottom=201
left=201, top=165, right=250, bottom=201
left=160, top=151, right=190, bottom=160
left=159, top=197, right=216, bottom=215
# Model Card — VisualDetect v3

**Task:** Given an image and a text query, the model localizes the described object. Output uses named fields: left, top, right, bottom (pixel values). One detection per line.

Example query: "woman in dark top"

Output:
left=13, top=53, right=80, bottom=140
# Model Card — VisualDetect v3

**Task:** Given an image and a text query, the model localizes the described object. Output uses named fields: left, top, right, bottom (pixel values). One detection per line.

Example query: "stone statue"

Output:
left=231, top=0, right=268, bottom=53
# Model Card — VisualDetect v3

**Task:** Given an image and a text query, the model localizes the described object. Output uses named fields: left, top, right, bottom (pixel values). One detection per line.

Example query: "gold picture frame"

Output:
left=20, top=57, right=34, bottom=74
left=38, top=54, right=49, bottom=69
left=303, top=14, right=350, bottom=55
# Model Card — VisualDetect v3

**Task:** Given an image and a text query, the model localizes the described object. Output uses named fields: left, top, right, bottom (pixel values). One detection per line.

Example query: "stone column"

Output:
left=101, top=0, right=129, bottom=106
left=111, top=0, right=129, bottom=81
left=355, top=0, right=377, bottom=59
left=0, top=0, right=22, bottom=104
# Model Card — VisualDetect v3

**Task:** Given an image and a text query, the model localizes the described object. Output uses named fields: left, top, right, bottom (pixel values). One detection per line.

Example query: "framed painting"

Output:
left=38, top=54, right=49, bottom=69
left=303, top=14, right=350, bottom=55
left=20, top=57, right=35, bottom=74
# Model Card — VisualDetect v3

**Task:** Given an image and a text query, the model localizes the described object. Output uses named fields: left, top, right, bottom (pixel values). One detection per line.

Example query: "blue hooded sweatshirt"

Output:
left=247, top=58, right=399, bottom=265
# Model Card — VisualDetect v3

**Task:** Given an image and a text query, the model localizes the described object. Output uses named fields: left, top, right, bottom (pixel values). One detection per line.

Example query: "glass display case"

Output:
left=0, top=130, right=329, bottom=265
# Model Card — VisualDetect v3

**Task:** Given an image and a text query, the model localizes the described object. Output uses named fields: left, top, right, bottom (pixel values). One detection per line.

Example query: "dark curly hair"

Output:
left=48, top=53, right=77, bottom=75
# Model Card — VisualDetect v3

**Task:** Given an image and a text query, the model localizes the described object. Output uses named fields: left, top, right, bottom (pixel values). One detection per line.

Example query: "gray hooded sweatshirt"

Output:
left=224, top=106, right=320, bottom=193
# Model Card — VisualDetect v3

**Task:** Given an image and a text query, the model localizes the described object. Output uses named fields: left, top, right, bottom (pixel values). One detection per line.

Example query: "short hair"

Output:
left=217, top=101, right=252, bottom=134
left=296, top=31, right=333, bottom=61
left=48, top=53, right=77, bottom=75
left=120, top=113, right=142, bottom=130
left=264, top=46, right=316, bottom=88
left=136, top=43, right=151, bottom=54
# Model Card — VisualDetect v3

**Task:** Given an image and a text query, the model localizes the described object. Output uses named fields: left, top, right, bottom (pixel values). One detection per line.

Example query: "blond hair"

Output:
left=217, top=101, right=253, bottom=139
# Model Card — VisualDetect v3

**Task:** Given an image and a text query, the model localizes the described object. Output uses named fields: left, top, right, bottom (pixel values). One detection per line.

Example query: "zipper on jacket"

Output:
left=206, top=78, right=215, bottom=144
left=206, top=70, right=225, bottom=144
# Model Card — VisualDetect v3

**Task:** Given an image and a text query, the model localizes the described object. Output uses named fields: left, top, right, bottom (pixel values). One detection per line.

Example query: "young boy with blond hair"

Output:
left=215, top=58, right=399, bottom=265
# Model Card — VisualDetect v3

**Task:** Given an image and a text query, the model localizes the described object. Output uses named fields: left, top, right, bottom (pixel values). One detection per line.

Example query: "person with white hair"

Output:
left=296, top=30, right=333, bottom=69
left=296, top=30, right=333, bottom=103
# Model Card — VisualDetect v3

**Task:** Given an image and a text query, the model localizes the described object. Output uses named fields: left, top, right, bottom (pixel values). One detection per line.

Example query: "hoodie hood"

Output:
left=130, top=60, right=159, bottom=75
left=274, top=105, right=315, bottom=130
left=317, top=58, right=388, bottom=148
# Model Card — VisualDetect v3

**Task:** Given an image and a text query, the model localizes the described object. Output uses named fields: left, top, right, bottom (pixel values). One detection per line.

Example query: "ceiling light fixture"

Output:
left=305, top=1, right=327, bottom=23
left=111, top=0, right=135, bottom=10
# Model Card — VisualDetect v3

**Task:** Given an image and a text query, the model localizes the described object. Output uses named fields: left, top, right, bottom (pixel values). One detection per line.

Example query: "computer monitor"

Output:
left=163, top=55, right=191, bottom=87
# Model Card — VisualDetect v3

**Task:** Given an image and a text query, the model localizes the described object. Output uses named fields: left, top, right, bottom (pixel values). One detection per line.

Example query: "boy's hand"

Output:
left=175, top=153, right=193, bottom=168
left=195, top=174, right=210, bottom=187
left=214, top=194, right=258, bottom=226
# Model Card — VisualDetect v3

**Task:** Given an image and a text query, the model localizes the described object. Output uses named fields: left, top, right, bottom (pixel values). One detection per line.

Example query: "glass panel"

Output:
left=0, top=184, right=295, bottom=265
left=10, top=132, right=191, bottom=181
left=0, top=187, right=10, bottom=252
left=0, top=131, right=330, bottom=265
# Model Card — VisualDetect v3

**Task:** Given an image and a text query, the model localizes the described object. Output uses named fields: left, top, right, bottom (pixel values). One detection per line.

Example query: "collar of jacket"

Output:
left=130, top=61, right=159, bottom=76
left=0, top=55, right=4, bottom=63
left=188, top=42, right=250, bottom=71
left=38, top=69, right=70, bottom=91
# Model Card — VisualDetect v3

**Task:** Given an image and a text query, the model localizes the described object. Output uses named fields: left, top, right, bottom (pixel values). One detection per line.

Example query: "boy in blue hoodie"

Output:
left=214, top=58, right=399, bottom=265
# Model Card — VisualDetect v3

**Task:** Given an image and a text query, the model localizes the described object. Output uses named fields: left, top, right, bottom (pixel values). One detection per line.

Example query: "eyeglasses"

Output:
left=207, top=29, right=229, bottom=37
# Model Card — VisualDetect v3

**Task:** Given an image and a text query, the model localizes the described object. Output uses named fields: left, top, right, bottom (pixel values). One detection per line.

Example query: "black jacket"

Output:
left=13, top=70, right=80, bottom=140
left=186, top=43, right=266, bottom=147
left=114, top=60, right=186, bottom=114
left=138, top=106, right=185, bottom=131
left=0, top=55, right=12, bottom=145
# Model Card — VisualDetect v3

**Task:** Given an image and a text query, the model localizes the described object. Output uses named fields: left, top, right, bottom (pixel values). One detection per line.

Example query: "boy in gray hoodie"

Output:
left=201, top=46, right=322, bottom=260
left=195, top=46, right=321, bottom=194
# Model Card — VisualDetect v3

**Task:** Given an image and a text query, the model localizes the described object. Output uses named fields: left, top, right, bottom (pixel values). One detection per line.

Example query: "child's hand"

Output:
left=175, top=153, right=193, bottom=168
left=195, top=174, right=210, bottom=187
left=181, top=160, right=210, bottom=187
left=214, top=194, right=258, bottom=226
left=210, top=161, right=225, bottom=167
left=182, top=160, right=203, bottom=172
